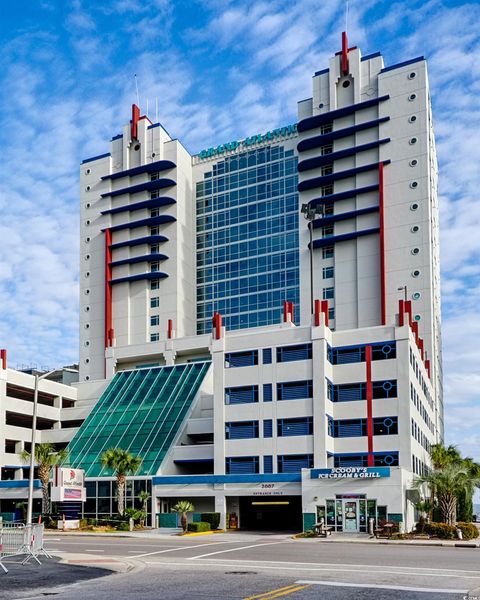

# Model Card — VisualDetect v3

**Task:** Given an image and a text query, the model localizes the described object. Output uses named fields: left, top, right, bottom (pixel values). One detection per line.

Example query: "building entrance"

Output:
left=343, top=499, right=359, bottom=532
left=239, top=496, right=302, bottom=531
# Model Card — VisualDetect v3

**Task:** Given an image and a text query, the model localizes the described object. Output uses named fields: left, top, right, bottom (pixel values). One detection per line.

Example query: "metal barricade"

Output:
left=0, top=523, right=50, bottom=573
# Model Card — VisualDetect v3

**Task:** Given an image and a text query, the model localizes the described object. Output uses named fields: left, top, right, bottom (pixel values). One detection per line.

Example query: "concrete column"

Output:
left=215, top=493, right=227, bottom=530
left=211, top=332, right=226, bottom=475
left=312, top=324, right=329, bottom=468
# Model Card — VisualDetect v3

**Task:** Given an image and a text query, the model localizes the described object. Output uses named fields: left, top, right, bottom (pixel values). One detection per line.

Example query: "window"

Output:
left=320, top=123, right=333, bottom=134
left=150, top=226, right=159, bottom=236
left=151, top=262, right=160, bottom=272
left=277, top=454, right=313, bottom=473
left=323, top=266, right=334, bottom=279
left=262, top=348, right=272, bottom=364
left=263, top=420, right=273, bottom=438
left=225, top=421, right=259, bottom=440
left=226, top=456, right=259, bottom=474
left=150, top=172, right=161, bottom=181
left=408, top=93, right=417, bottom=101
left=263, top=383, right=273, bottom=402
left=321, top=144, right=333, bottom=155
left=151, top=297, right=159, bottom=308
left=373, top=417, right=398, bottom=436
left=150, top=333, right=159, bottom=342
left=328, top=307, right=335, bottom=320
left=323, top=287, right=334, bottom=300
left=277, top=417, right=313, bottom=437
left=322, top=246, right=334, bottom=259
left=151, top=280, right=160, bottom=290
left=151, top=244, right=160, bottom=254
left=321, top=164, right=333, bottom=176
left=324, top=204, right=334, bottom=216
left=322, top=225, right=333, bottom=238
left=276, top=344, right=312, bottom=363
left=150, top=316, right=159, bottom=326
left=150, top=208, right=160, bottom=217
left=277, top=380, right=313, bottom=401
left=225, top=350, right=258, bottom=368
left=333, top=452, right=399, bottom=468
left=263, top=455, right=273, bottom=474
left=321, top=185, right=333, bottom=197
left=225, top=385, right=259, bottom=405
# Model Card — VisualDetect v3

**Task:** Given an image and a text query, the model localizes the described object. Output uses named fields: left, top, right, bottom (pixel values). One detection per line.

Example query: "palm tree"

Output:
left=20, top=443, right=68, bottom=515
left=171, top=500, right=194, bottom=532
left=428, top=444, right=462, bottom=520
left=415, top=464, right=480, bottom=526
left=139, top=490, right=150, bottom=527
left=100, top=448, right=142, bottom=516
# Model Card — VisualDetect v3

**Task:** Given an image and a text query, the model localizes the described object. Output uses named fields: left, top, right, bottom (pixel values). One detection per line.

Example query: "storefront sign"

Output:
left=310, top=467, right=390, bottom=480
left=252, top=483, right=285, bottom=496
left=198, top=124, right=297, bottom=159
left=51, top=467, right=86, bottom=502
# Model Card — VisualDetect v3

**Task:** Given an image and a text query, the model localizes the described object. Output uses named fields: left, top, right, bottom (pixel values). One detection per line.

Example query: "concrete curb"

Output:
left=293, top=537, right=479, bottom=548
left=57, top=552, right=145, bottom=575
left=178, top=529, right=226, bottom=537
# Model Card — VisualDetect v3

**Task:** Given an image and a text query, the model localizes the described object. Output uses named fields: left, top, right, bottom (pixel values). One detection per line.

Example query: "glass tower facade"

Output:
left=196, top=144, right=299, bottom=334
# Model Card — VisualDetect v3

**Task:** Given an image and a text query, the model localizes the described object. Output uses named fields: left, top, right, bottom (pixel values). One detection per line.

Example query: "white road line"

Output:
left=187, top=541, right=291, bottom=560
left=296, top=580, right=468, bottom=594
left=84, top=549, right=105, bottom=552
left=133, top=541, right=234, bottom=559
left=145, top=559, right=480, bottom=580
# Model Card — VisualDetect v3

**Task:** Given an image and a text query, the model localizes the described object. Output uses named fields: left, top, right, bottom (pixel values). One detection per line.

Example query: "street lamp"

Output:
left=27, top=369, right=56, bottom=525
left=301, top=202, right=324, bottom=315
left=398, top=285, right=408, bottom=302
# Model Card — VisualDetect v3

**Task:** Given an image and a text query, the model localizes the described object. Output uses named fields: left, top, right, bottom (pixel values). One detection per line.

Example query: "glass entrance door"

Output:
left=343, top=500, right=359, bottom=532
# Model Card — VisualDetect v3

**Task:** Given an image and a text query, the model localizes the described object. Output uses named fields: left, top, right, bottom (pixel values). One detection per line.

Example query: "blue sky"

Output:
left=0, top=0, right=479, bottom=466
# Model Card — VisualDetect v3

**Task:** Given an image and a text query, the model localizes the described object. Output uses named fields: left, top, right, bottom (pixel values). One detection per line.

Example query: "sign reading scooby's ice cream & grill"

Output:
left=311, top=467, right=391, bottom=480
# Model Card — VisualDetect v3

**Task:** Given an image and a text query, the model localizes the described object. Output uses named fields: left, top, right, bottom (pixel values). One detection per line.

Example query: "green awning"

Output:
left=67, top=362, right=211, bottom=477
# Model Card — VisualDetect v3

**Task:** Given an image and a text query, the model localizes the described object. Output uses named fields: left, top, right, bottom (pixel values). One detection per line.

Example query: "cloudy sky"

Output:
left=1, top=0, right=479, bottom=464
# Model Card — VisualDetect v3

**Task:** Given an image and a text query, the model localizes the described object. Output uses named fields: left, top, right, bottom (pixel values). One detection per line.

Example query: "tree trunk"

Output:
left=181, top=512, right=187, bottom=532
left=39, top=466, right=51, bottom=515
left=117, top=474, right=125, bottom=516
left=439, top=493, right=457, bottom=526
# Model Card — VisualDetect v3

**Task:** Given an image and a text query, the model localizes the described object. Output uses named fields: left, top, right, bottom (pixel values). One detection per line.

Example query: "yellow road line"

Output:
left=244, top=583, right=311, bottom=600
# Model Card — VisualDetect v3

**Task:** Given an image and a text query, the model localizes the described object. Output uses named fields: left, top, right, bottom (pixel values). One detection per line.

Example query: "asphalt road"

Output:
left=2, top=533, right=479, bottom=600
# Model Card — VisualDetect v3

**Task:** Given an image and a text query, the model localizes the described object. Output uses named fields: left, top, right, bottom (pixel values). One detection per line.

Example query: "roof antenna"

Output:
left=155, top=97, right=158, bottom=123
left=134, top=74, right=140, bottom=108
left=146, top=98, right=149, bottom=119
left=345, top=0, right=349, bottom=33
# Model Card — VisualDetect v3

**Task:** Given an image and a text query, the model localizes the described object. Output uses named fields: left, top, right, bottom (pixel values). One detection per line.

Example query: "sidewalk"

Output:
left=295, top=532, right=480, bottom=547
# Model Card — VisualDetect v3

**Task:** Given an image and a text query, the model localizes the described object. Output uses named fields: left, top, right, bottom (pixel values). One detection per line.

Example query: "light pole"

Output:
left=27, top=369, right=56, bottom=525
left=301, top=203, right=323, bottom=316
left=398, top=285, right=408, bottom=302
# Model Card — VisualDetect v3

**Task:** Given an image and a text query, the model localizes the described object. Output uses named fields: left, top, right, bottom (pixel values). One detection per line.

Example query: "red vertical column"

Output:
left=0, top=349, right=6, bottom=370
left=314, top=299, right=321, bottom=326
left=379, top=163, right=386, bottom=325
left=105, top=229, right=113, bottom=348
left=365, top=345, right=374, bottom=467
left=321, top=300, right=329, bottom=327
left=341, top=31, right=349, bottom=75
left=167, top=319, right=173, bottom=339
left=398, top=299, right=405, bottom=326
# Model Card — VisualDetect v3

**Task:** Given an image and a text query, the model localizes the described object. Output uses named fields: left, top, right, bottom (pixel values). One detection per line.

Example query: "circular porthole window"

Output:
left=409, top=115, right=417, bottom=123
left=85, top=306, right=90, bottom=312
left=412, top=270, right=421, bottom=277
left=410, top=181, right=418, bottom=188
left=408, top=93, right=417, bottom=101
left=342, top=80, right=350, bottom=88
left=84, top=323, right=90, bottom=329
left=85, top=376, right=90, bottom=381
left=408, top=72, right=416, bottom=79
left=414, top=314, right=421, bottom=321
left=85, top=254, right=90, bottom=260
left=85, top=358, right=90, bottom=364
left=85, top=237, right=90, bottom=242
left=409, top=159, right=418, bottom=167
left=411, top=247, right=420, bottom=255
left=85, top=220, right=91, bottom=226
left=85, top=289, right=90, bottom=295
left=412, top=292, right=421, bottom=300
left=85, top=185, right=91, bottom=192
left=134, top=144, right=140, bottom=151
left=411, top=225, right=419, bottom=233
left=84, top=341, right=90, bottom=347
left=85, top=272, right=90, bottom=277
left=152, top=152, right=156, bottom=157
left=86, top=203, right=91, bottom=208
left=410, top=203, right=419, bottom=211
left=319, top=103, right=324, bottom=109
left=409, top=137, right=418, bottom=145
left=85, top=168, right=91, bottom=175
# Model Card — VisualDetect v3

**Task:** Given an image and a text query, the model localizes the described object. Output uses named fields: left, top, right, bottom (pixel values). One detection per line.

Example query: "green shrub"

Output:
left=424, top=522, right=457, bottom=539
left=201, top=512, right=221, bottom=530
left=116, top=522, right=130, bottom=531
left=79, top=519, right=88, bottom=529
left=457, top=522, right=479, bottom=540
left=187, top=521, right=211, bottom=532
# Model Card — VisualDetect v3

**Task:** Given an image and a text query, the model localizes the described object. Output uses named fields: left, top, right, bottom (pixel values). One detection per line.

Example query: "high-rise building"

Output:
left=0, top=35, right=442, bottom=532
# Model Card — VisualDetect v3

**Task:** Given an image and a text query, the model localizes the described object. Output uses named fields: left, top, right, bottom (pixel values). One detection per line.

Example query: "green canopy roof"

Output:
left=67, top=361, right=211, bottom=477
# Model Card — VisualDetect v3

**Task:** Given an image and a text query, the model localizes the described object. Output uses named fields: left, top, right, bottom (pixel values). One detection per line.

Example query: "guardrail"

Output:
left=0, top=523, right=51, bottom=574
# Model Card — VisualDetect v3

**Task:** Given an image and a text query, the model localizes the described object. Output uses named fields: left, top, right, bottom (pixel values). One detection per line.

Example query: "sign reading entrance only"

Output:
left=310, top=467, right=391, bottom=479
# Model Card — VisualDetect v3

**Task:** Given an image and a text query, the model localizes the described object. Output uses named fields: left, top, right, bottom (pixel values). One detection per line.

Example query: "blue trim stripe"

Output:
left=152, top=473, right=301, bottom=485
left=312, top=206, right=379, bottom=229
left=0, top=480, right=41, bottom=488
left=110, top=253, right=168, bottom=267
left=108, top=215, right=176, bottom=233
left=299, top=161, right=390, bottom=193
left=101, top=160, right=176, bottom=181
left=297, top=118, right=390, bottom=153
left=111, top=134, right=123, bottom=141
left=101, top=178, right=176, bottom=198
left=298, top=139, right=390, bottom=172
left=110, top=235, right=168, bottom=250
left=314, top=68, right=329, bottom=76
left=312, top=227, right=380, bottom=249
left=297, top=96, right=390, bottom=133
left=82, top=153, right=111, bottom=164
left=110, top=272, right=168, bottom=285
left=308, top=184, right=379, bottom=209
left=381, top=56, right=424, bottom=74
left=362, top=52, right=382, bottom=61
left=101, top=197, right=176, bottom=215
